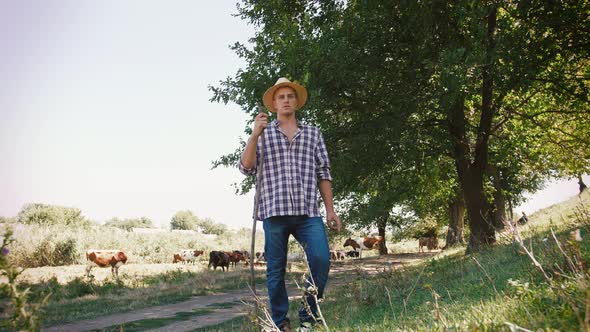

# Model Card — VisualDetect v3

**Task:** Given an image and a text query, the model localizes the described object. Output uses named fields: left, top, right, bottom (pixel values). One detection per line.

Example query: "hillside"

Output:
left=202, top=190, right=590, bottom=331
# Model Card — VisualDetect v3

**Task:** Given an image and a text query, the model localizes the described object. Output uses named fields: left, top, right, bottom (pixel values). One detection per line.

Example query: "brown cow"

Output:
left=173, top=249, right=204, bottom=264
left=208, top=251, right=230, bottom=271
left=343, top=236, right=384, bottom=258
left=418, top=237, right=429, bottom=253
left=329, top=250, right=346, bottom=260
left=418, top=236, right=439, bottom=252
left=85, top=249, right=128, bottom=278
left=225, top=251, right=246, bottom=268
left=173, top=253, right=183, bottom=263
left=427, top=237, right=439, bottom=250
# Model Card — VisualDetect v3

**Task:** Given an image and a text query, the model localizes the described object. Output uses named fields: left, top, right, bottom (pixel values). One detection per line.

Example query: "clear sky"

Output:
left=0, top=1, right=585, bottom=229
left=0, top=1, right=256, bottom=229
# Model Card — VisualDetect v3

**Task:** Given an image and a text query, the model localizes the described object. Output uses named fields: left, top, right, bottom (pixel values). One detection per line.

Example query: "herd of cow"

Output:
left=84, top=236, right=439, bottom=278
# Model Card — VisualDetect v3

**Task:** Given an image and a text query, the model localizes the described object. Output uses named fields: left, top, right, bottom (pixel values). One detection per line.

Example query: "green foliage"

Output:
left=170, top=211, right=229, bottom=235
left=211, top=0, right=590, bottom=251
left=199, top=218, right=229, bottom=235
left=100, top=309, right=215, bottom=332
left=32, top=237, right=79, bottom=267
left=0, top=229, right=51, bottom=330
left=170, top=210, right=199, bottom=230
left=104, top=217, right=154, bottom=231
left=0, top=216, right=17, bottom=224
left=17, top=203, right=90, bottom=227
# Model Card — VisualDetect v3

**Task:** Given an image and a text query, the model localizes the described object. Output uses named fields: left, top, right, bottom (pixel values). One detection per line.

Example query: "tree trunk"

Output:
left=447, top=6, right=498, bottom=253
left=444, top=190, right=465, bottom=249
left=463, top=176, right=496, bottom=253
left=489, top=165, right=507, bottom=229
left=378, top=219, right=388, bottom=255
left=579, top=174, right=587, bottom=193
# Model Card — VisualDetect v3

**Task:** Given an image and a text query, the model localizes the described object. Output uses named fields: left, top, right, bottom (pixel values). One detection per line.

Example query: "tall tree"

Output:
left=212, top=0, right=590, bottom=252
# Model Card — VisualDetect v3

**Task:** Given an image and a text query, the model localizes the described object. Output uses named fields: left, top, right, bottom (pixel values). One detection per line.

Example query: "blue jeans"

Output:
left=263, top=215, right=331, bottom=327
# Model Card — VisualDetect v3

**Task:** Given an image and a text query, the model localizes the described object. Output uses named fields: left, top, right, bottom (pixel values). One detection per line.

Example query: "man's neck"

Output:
left=277, top=113, right=298, bottom=129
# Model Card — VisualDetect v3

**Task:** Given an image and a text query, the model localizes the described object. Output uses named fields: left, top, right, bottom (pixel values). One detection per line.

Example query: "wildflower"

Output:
left=1, top=247, right=8, bottom=256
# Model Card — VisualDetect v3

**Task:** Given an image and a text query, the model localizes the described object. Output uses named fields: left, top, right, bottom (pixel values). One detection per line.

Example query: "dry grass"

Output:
left=0, top=223, right=265, bottom=267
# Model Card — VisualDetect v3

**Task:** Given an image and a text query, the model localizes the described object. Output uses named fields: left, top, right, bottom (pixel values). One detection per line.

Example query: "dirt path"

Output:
left=42, top=252, right=438, bottom=332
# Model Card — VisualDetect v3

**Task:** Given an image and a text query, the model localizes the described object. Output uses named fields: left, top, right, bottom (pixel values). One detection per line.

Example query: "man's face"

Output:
left=272, top=86, right=298, bottom=114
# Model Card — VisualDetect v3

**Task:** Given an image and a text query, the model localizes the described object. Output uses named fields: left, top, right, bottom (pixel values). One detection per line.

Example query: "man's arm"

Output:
left=319, top=179, right=342, bottom=232
left=240, top=113, right=269, bottom=171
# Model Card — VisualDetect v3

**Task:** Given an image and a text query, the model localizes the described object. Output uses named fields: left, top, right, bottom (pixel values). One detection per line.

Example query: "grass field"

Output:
left=199, top=190, right=590, bottom=331
left=1, top=190, right=588, bottom=330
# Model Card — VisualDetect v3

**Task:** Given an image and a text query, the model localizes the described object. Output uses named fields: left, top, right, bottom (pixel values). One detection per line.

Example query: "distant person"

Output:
left=579, top=175, right=587, bottom=193
left=517, top=212, right=529, bottom=225
left=239, top=77, right=342, bottom=331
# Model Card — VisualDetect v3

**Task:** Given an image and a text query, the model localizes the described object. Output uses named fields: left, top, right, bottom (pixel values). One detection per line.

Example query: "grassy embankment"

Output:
left=199, top=190, right=590, bottom=331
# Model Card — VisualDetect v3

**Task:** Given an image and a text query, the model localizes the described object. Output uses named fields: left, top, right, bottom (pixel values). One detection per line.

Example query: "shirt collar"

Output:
left=271, top=119, right=303, bottom=129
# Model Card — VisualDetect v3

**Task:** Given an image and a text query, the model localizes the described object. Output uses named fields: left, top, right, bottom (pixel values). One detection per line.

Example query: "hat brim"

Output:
left=262, top=82, right=308, bottom=113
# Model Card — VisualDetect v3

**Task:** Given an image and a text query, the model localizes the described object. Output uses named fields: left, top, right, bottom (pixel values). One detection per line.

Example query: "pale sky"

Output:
left=0, top=1, right=585, bottom=229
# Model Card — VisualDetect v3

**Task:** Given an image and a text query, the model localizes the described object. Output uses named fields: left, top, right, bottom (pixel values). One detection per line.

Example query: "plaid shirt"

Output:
left=239, top=120, right=332, bottom=220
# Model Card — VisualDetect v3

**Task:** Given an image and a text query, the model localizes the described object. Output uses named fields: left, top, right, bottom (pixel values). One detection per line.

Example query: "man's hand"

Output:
left=326, top=211, right=342, bottom=232
left=252, top=112, right=269, bottom=137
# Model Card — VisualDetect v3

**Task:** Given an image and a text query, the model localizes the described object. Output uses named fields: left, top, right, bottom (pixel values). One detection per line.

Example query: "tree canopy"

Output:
left=212, top=0, right=590, bottom=252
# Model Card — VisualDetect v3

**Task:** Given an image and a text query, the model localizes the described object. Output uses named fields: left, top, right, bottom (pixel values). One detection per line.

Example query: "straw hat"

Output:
left=262, top=77, right=308, bottom=112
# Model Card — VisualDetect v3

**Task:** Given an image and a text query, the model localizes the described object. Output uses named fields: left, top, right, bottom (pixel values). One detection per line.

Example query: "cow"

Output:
left=343, top=236, right=384, bottom=258
left=173, top=253, right=183, bottom=263
left=208, top=251, right=230, bottom=271
left=85, top=249, right=128, bottom=278
left=345, top=250, right=360, bottom=258
left=330, top=250, right=337, bottom=260
left=225, top=251, right=247, bottom=267
left=427, top=237, right=439, bottom=250
left=234, top=250, right=250, bottom=259
left=173, top=249, right=204, bottom=264
left=330, top=250, right=346, bottom=261
left=255, top=251, right=266, bottom=262
left=182, top=250, right=204, bottom=264
left=418, top=236, right=439, bottom=252
left=418, top=237, right=429, bottom=253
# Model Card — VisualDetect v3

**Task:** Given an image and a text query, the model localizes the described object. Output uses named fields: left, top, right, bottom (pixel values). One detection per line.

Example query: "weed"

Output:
left=0, top=229, right=50, bottom=330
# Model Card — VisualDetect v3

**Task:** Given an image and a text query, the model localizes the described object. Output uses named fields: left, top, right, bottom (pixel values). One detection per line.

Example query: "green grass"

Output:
left=201, top=191, right=590, bottom=331
left=97, top=308, right=214, bottom=332
left=206, top=301, right=241, bottom=309
left=37, top=270, right=270, bottom=326
left=11, top=191, right=589, bottom=331
left=192, top=316, right=250, bottom=332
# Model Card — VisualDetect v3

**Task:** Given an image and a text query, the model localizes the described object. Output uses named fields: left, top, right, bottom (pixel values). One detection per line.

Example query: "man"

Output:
left=240, top=77, right=342, bottom=331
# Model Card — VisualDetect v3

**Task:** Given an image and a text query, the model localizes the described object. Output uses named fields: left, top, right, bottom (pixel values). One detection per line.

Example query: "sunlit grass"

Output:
left=198, top=191, right=590, bottom=331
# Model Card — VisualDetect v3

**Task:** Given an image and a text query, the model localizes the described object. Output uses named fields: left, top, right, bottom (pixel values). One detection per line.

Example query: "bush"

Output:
left=30, top=237, right=79, bottom=267
left=170, top=210, right=198, bottom=230
left=104, top=217, right=154, bottom=231
left=0, top=229, right=50, bottom=330
left=17, top=203, right=90, bottom=227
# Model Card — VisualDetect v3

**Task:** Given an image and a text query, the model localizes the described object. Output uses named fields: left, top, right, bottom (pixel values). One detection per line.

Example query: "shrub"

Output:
left=17, top=203, right=90, bottom=227
left=0, top=229, right=50, bottom=330
left=170, top=210, right=198, bottom=230
left=104, top=217, right=154, bottom=231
